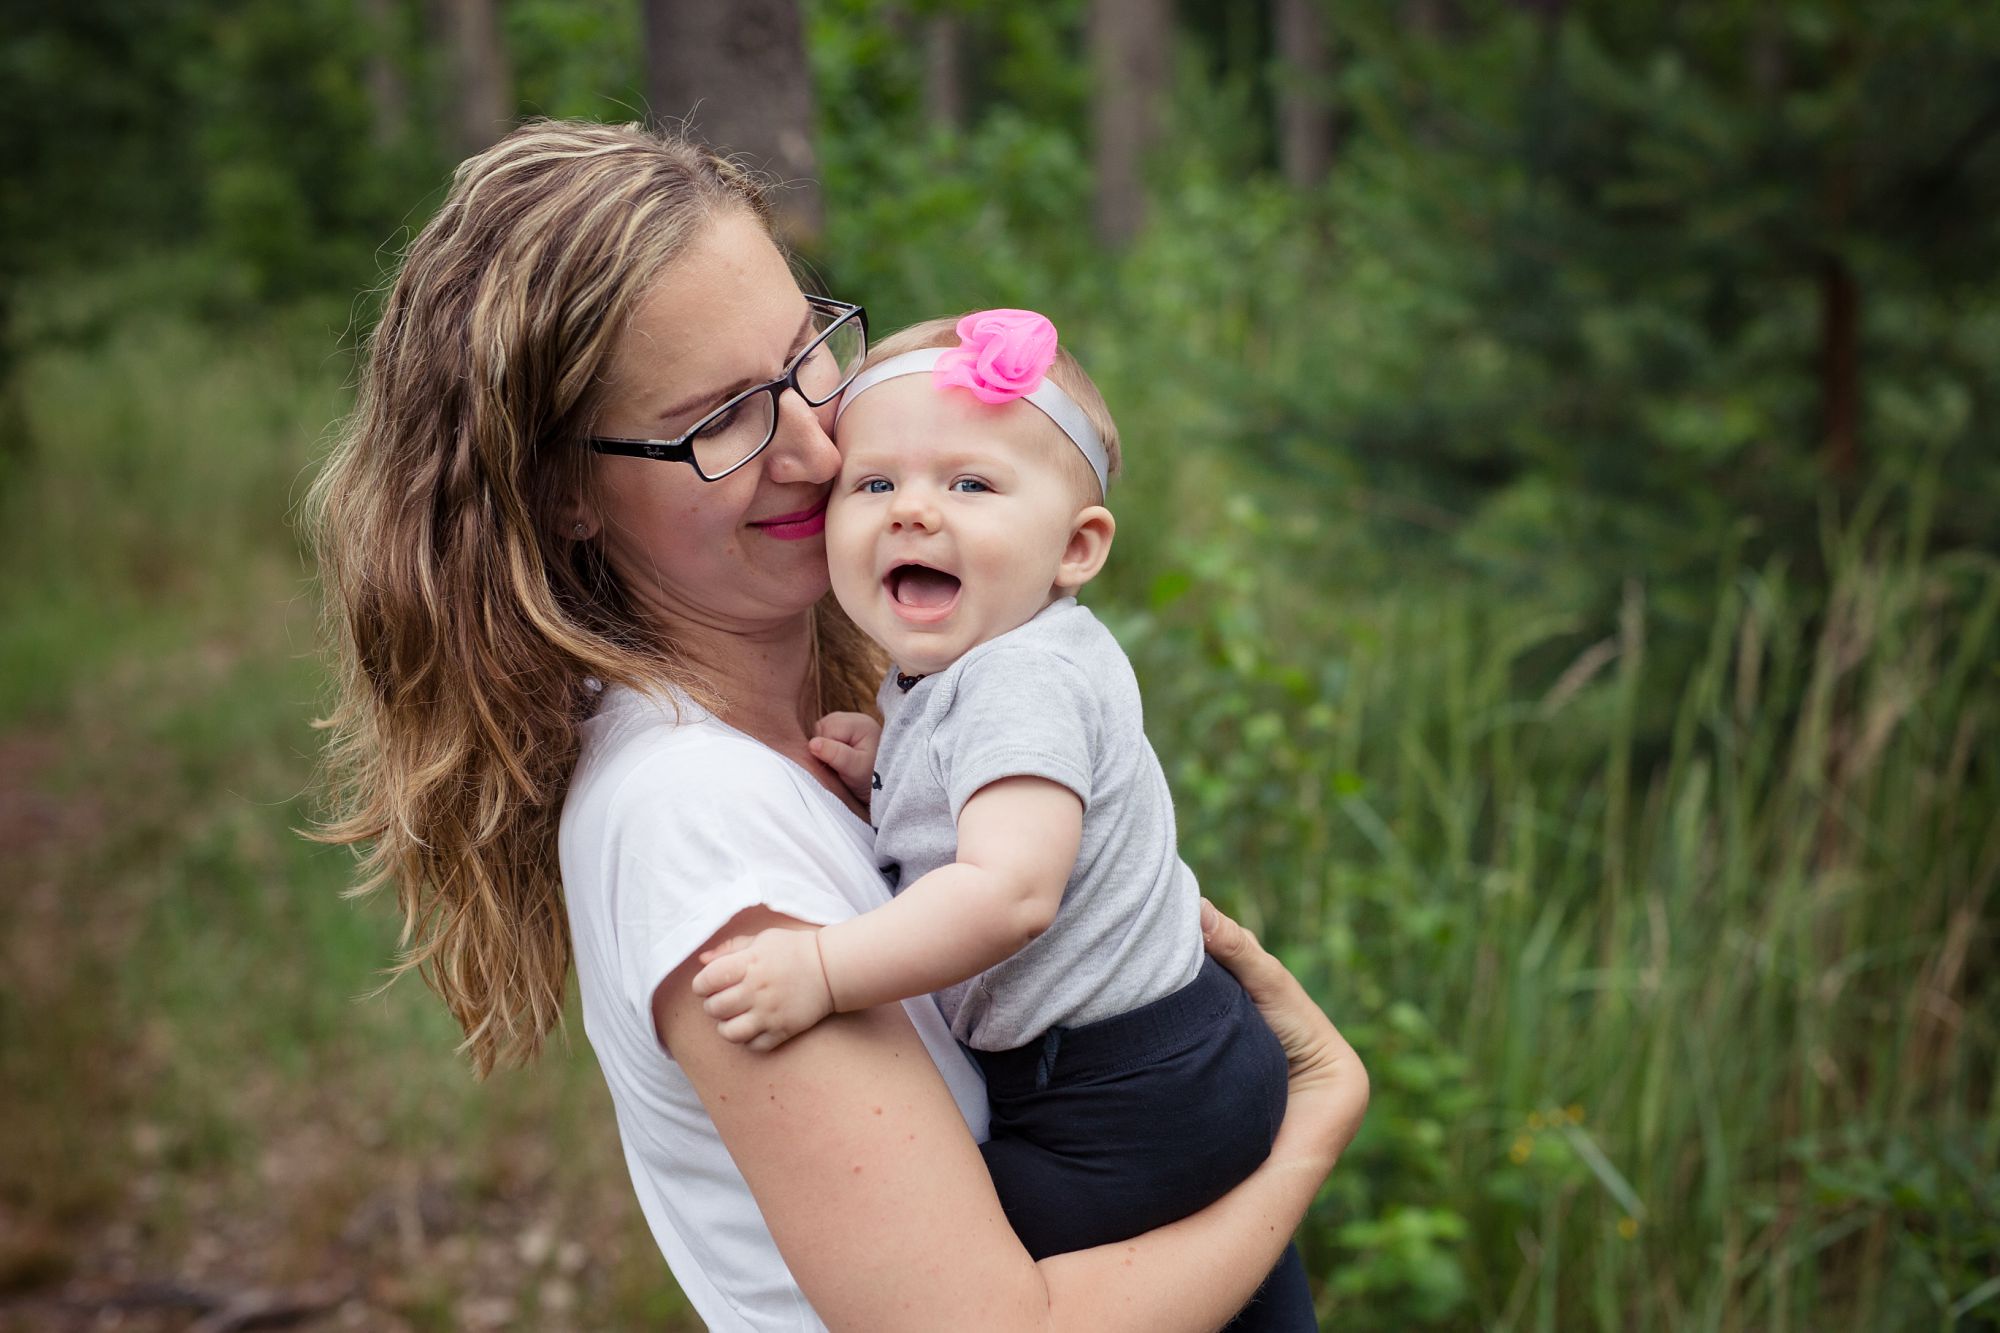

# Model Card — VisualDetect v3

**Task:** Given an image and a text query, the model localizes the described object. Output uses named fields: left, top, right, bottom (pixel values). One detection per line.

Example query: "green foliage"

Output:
left=1323, top=0, right=2000, bottom=552
left=0, top=277, right=350, bottom=719
left=0, top=3, right=205, bottom=275
left=505, top=0, right=643, bottom=123
left=4, top=1, right=1997, bottom=1327
left=1104, top=462, right=1999, bottom=1327
left=0, top=301, right=695, bottom=1327
left=5, top=292, right=1990, bottom=1327
left=811, top=0, right=1097, bottom=319
left=817, top=105, right=1096, bottom=320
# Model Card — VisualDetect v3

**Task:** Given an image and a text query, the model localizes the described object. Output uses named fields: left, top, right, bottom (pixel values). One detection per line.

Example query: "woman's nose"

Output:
left=762, top=388, right=840, bottom=485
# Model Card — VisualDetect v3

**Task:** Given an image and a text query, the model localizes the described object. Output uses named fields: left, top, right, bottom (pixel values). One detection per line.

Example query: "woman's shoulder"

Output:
left=560, top=682, right=882, bottom=945
left=570, top=683, right=801, bottom=823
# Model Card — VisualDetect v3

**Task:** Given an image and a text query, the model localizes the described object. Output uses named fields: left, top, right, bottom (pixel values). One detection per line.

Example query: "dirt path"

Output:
left=0, top=717, right=693, bottom=1331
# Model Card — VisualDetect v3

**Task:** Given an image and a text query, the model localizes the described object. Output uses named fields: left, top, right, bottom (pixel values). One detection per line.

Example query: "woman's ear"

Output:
left=1055, top=505, right=1115, bottom=593
left=560, top=499, right=599, bottom=542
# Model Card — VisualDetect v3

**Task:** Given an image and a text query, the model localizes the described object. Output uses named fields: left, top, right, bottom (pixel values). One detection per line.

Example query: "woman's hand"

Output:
left=1200, top=899, right=1369, bottom=1171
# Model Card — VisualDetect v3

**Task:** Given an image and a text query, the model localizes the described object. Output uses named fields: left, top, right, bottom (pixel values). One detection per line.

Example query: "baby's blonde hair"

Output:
left=858, top=316, right=1122, bottom=502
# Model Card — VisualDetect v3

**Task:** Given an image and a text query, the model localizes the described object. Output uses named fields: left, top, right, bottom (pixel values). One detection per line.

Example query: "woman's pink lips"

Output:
left=748, top=500, right=828, bottom=541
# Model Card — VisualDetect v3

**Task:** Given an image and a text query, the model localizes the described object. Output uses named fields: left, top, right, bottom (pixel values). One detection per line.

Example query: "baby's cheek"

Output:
left=821, top=503, right=873, bottom=597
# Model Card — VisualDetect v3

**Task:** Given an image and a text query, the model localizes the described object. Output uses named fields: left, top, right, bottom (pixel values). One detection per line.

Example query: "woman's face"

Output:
left=588, top=211, right=841, bottom=636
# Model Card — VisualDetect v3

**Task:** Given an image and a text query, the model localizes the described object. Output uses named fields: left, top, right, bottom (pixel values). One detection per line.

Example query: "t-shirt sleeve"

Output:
left=600, top=744, right=863, bottom=1037
left=931, top=644, right=1099, bottom=819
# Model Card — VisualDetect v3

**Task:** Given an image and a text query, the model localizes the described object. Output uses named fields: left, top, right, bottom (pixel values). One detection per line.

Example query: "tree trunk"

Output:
left=1091, top=0, right=1172, bottom=247
left=1752, top=0, right=1787, bottom=100
left=1406, top=0, right=1455, bottom=36
left=1818, top=251, right=1860, bottom=479
left=360, top=0, right=410, bottom=150
left=1819, top=63, right=1860, bottom=481
left=923, top=15, right=965, bottom=133
left=439, top=0, right=512, bottom=160
left=643, top=0, right=824, bottom=247
left=1273, top=0, right=1333, bottom=188
left=0, top=285, right=25, bottom=469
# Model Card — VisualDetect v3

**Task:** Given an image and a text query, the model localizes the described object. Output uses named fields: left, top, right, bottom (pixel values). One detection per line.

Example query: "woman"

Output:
left=312, top=119, right=1366, bottom=1331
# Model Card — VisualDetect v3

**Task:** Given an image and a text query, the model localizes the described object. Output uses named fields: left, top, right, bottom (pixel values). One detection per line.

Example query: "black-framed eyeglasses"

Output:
left=587, top=296, right=868, bottom=482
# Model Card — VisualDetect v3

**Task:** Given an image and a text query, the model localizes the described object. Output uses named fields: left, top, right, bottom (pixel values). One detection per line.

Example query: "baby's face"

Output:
left=827, top=377, right=1089, bottom=675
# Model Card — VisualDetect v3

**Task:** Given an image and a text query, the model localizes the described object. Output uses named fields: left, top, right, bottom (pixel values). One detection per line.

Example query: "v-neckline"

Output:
left=595, top=682, right=876, bottom=835
left=707, top=713, right=874, bottom=836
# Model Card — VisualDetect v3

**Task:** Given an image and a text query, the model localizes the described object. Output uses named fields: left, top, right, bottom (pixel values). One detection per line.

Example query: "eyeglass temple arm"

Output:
left=587, top=437, right=694, bottom=461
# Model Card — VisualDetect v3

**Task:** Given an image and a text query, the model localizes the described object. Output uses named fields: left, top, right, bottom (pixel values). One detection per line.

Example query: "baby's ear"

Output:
left=1056, top=505, right=1115, bottom=593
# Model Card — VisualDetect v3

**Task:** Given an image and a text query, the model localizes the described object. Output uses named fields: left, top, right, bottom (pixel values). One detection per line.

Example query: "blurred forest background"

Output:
left=2, top=0, right=1996, bottom=1329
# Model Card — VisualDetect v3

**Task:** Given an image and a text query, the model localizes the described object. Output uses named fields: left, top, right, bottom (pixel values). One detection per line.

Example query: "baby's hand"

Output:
left=690, top=927, right=836, bottom=1051
left=809, top=711, right=881, bottom=804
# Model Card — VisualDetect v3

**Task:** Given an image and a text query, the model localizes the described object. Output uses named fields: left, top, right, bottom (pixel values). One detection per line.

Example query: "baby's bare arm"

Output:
left=692, top=775, right=1078, bottom=1047
left=817, top=776, right=1079, bottom=1012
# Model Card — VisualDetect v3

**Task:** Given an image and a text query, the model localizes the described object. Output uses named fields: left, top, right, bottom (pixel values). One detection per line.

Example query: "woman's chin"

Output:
left=769, top=572, right=835, bottom=619
left=743, top=548, right=834, bottom=610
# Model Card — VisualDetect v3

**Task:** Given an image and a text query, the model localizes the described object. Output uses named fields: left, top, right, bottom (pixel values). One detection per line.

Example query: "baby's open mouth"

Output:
left=886, top=563, right=961, bottom=609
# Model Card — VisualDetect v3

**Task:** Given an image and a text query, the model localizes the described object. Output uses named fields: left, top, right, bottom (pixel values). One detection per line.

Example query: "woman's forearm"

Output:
left=1030, top=1140, right=1334, bottom=1331
left=664, top=905, right=1362, bottom=1333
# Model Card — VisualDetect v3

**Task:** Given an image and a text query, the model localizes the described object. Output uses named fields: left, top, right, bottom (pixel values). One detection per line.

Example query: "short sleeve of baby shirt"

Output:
left=594, top=738, right=865, bottom=1035
left=930, top=643, right=1100, bottom=820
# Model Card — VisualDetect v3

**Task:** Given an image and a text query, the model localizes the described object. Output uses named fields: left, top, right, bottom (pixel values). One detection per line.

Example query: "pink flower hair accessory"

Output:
left=833, top=306, right=1112, bottom=496
left=931, top=309, right=1060, bottom=405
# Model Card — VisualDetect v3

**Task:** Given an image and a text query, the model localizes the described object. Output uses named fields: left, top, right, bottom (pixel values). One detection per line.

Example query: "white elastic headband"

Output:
left=834, top=348, right=1111, bottom=497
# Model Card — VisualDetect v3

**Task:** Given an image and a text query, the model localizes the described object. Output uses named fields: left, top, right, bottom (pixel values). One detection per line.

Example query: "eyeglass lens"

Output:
left=691, top=307, right=867, bottom=478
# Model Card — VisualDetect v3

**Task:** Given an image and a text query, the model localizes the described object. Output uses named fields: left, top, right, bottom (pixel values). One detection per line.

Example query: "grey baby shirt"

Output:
left=871, top=597, right=1204, bottom=1051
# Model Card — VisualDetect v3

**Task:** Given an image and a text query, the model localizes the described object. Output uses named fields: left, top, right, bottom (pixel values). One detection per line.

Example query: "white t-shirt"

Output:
left=559, top=683, right=990, bottom=1332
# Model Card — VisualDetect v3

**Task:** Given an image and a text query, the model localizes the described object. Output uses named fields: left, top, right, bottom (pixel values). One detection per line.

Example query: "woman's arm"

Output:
left=656, top=903, right=1366, bottom=1333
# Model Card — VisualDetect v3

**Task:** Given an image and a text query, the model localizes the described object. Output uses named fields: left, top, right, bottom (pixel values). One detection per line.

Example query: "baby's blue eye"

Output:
left=863, top=478, right=893, bottom=494
left=950, top=478, right=989, bottom=494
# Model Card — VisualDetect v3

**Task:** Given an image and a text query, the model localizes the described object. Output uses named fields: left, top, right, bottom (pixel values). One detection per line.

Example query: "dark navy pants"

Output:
left=973, top=958, right=1317, bottom=1330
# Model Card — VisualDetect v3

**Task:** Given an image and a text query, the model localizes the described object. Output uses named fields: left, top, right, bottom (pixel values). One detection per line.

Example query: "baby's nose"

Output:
left=888, top=490, right=937, bottom=529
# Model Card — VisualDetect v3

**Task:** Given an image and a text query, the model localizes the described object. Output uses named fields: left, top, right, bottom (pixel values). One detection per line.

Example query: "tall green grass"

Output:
left=1, top=278, right=1992, bottom=1329
left=0, top=279, right=350, bottom=722
left=1112, top=458, right=2000, bottom=1329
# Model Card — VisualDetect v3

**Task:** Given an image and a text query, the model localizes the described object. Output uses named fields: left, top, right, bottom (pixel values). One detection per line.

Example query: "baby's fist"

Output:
left=690, top=927, right=835, bottom=1052
left=809, top=711, right=882, bottom=804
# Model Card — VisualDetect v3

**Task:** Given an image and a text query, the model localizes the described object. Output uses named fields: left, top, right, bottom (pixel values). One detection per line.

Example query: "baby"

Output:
left=692, top=310, right=1312, bottom=1328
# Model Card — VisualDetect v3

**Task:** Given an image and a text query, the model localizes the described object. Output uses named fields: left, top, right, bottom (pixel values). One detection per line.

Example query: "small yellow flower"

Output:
left=1509, top=1135, right=1534, bottom=1165
left=1526, top=1111, right=1545, bottom=1130
left=1566, top=1104, right=1585, bottom=1124
left=1617, top=1216, right=1639, bottom=1240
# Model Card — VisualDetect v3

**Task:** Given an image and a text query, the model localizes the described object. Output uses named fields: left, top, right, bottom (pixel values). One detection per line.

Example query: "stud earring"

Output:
left=573, top=522, right=588, bottom=538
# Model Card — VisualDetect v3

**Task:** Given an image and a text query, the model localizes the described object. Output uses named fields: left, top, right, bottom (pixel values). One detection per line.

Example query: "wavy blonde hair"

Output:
left=308, top=120, right=883, bottom=1077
